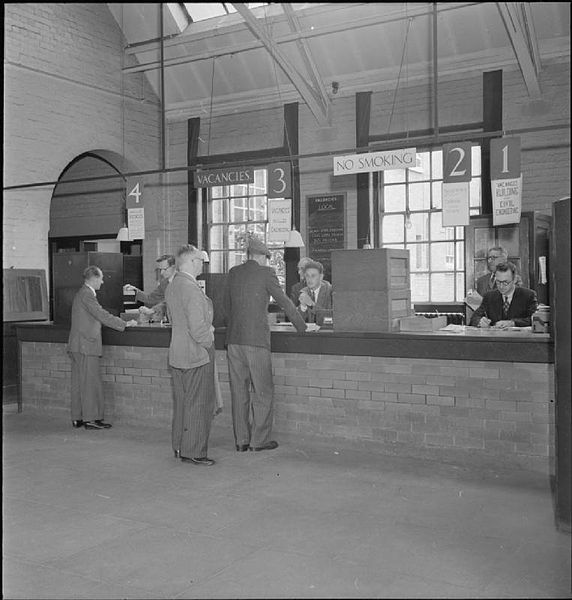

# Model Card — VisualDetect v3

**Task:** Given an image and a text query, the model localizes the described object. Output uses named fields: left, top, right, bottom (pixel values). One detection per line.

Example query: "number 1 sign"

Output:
left=442, top=142, right=472, bottom=226
left=490, top=137, right=522, bottom=226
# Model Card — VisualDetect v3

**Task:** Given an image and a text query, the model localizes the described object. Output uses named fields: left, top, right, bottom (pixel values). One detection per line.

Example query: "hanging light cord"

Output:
left=207, top=56, right=216, bottom=156
left=387, top=14, right=413, bottom=135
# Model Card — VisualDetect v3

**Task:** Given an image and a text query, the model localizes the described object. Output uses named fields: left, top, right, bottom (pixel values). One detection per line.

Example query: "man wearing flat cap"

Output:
left=224, top=234, right=307, bottom=452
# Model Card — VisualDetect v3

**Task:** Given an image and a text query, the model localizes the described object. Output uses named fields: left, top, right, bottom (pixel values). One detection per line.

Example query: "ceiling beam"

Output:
left=522, top=2, right=542, bottom=74
left=281, top=3, right=330, bottom=119
left=230, top=2, right=330, bottom=126
left=496, top=2, right=541, bottom=99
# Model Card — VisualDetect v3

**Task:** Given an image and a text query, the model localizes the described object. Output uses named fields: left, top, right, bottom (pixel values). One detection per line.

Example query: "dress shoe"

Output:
left=84, top=421, right=109, bottom=430
left=236, top=444, right=250, bottom=452
left=181, top=456, right=215, bottom=466
left=174, top=450, right=181, bottom=459
left=72, top=420, right=84, bottom=428
left=94, top=420, right=112, bottom=428
left=251, top=441, right=279, bottom=452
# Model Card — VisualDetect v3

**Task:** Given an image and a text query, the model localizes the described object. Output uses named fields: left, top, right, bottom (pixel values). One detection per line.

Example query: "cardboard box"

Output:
left=399, top=315, right=448, bottom=332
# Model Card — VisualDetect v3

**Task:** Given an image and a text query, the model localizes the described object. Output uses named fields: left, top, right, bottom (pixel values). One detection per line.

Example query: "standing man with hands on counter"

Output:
left=470, top=262, right=538, bottom=329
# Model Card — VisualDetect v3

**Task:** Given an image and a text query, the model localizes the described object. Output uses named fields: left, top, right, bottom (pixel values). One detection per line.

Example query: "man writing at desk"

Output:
left=470, top=262, right=538, bottom=329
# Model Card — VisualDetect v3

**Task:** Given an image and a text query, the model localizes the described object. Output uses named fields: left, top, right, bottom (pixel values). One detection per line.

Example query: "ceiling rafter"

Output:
left=496, top=2, right=542, bottom=99
left=230, top=2, right=330, bottom=126
left=281, top=2, right=330, bottom=119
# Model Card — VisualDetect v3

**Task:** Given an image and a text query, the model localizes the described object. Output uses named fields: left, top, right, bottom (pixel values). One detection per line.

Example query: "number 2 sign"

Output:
left=267, top=162, right=292, bottom=199
left=442, top=142, right=472, bottom=183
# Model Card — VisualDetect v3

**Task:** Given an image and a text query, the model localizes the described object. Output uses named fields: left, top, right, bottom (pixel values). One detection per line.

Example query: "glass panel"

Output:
left=455, top=241, right=465, bottom=270
left=431, top=272, right=455, bottom=301
left=474, top=258, right=489, bottom=284
left=384, top=169, right=405, bottom=184
left=230, top=197, right=249, bottom=222
left=407, top=242, right=429, bottom=271
left=211, top=186, right=225, bottom=199
left=406, top=213, right=429, bottom=242
left=229, top=251, right=246, bottom=268
left=229, top=224, right=248, bottom=249
left=432, top=181, right=442, bottom=209
left=383, top=185, right=406, bottom=212
left=269, top=249, right=286, bottom=289
left=430, top=242, right=453, bottom=270
left=432, top=149, right=443, bottom=179
left=430, top=212, right=451, bottom=241
left=409, top=151, right=431, bottom=182
left=210, top=199, right=226, bottom=223
left=382, top=214, right=404, bottom=243
left=250, top=169, right=267, bottom=195
left=383, top=243, right=406, bottom=250
left=209, top=251, right=225, bottom=273
left=470, top=207, right=480, bottom=216
left=455, top=226, right=464, bottom=239
left=210, top=225, right=226, bottom=250
left=411, top=273, right=429, bottom=303
left=497, top=226, right=520, bottom=257
left=246, top=223, right=266, bottom=238
left=250, top=196, right=267, bottom=220
left=471, top=145, right=481, bottom=176
left=456, top=273, right=466, bottom=302
left=474, top=227, right=495, bottom=257
left=469, top=178, right=481, bottom=207
left=409, top=182, right=431, bottom=210
left=230, top=183, right=249, bottom=198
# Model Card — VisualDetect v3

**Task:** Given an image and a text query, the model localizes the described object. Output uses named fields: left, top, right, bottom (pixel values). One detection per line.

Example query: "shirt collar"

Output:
left=501, top=287, right=516, bottom=303
left=85, top=283, right=96, bottom=296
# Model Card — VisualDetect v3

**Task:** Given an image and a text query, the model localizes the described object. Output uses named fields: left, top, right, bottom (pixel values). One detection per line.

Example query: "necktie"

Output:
left=312, top=290, right=317, bottom=303
left=503, top=295, right=510, bottom=319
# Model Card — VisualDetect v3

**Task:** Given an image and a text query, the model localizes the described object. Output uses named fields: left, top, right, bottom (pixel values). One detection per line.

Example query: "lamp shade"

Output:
left=285, top=227, right=305, bottom=248
left=116, top=226, right=129, bottom=241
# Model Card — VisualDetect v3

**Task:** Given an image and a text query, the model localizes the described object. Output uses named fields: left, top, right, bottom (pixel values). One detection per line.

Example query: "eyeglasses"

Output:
left=158, top=267, right=172, bottom=272
left=495, top=279, right=513, bottom=287
left=487, top=255, right=504, bottom=261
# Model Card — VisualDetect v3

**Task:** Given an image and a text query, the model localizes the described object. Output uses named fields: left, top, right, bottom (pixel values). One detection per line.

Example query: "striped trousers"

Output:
left=227, top=344, right=275, bottom=448
left=70, top=352, right=104, bottom=422
left=171, top=345, right=215, bottom=459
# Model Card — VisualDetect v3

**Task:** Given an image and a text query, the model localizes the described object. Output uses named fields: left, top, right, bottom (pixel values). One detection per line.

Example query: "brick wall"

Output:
left=21, top=341, right=555, bottom=474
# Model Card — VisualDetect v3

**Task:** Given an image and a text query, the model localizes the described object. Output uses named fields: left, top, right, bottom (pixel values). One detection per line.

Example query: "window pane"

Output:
left=251, top=169, right=267, bottom=194
left=384, top=169, right=405, bottom=184
left=250, top=196, right=267, bottom=220
left=211, top=199, right=226, bottom=223
left=209, top=251, right=225, bottom=273
left=456, top=241, right=465, bottom=270
left=456, top=272, right=465, bottom=302
left=409, top=152, right=431, bottom=182
left=230, top=198, right=248, bottom=222
left=430, top=212, right=451, bottom=241
left=230, top=183, right=249, bottom=198
left=469, top=178, right=481, bottom=207
left=406, top=213, right=429, bottom=242
left=407, top=242, right=429, bottom=271
left=229, top=224, right=247, bottom=249
left=211, top=186, right=226, bottom=199
left=431, top=273, right=455, bottom=301
left=210, top=225, right=226, bottom=250
left=409, top=182, right=430, bottom=211
left=383, top=243, right=406, bottom=250
left=384, top=185, right=406, bottom=212
left=455, top=227, right=464, bottom=239
left=430, top=242, right=454, bottom=270
left=432, top=149, right=443, bottom=179
left=411, top=273, right=429, bottom=303
left=432, top=181, right=442, bottom=209
left=382, top=214, right=404, bottom=243
left=472, top=145, right=481, bottom=176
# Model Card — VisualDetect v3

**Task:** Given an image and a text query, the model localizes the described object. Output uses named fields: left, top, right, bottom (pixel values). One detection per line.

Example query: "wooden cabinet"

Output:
left=464, top=211, right=551, bottom=303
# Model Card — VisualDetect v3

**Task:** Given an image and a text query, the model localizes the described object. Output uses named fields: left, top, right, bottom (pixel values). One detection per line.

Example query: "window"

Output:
left=206, top=168, right=286, bottom=287
left=378, top=146, right=481, bottom=303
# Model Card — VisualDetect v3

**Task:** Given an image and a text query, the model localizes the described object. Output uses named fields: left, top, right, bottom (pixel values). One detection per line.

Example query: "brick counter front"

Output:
left=17, top=324, right=555, bottom=474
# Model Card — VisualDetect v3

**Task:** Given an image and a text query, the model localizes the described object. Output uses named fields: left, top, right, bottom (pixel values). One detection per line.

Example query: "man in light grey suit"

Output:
left=165, top=245, right=216, bottom=466
left=67, top=266, right=136, bottom=430
left=224, top=235, right=307, bottom=453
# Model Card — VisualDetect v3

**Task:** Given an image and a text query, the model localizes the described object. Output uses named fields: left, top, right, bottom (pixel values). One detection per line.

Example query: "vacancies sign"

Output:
left=333, top=148, right=416, bottom=176
left=194, top=167, right=254, bottom=188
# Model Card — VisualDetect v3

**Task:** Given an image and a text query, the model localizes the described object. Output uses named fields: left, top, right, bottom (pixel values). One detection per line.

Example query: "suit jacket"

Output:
left=290, top=278, right=332, bottom=307
left=475, top=272, right=497, bottom=297
left=67, top=285, right=126, bottom=356
left=224, top=260, right=306, bottom=349
left=298, top=281, right=333, bottom=325
left=165, top=271, right=214, bottom=369
left=136, top=277, right=170, bottom=308
left=469, top=286, right=538, bottom=327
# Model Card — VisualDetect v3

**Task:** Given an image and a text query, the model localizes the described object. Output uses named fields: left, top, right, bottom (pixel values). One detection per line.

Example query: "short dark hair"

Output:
left=304, top=260, right=324, bottom=274
left=156, top=254, right=175, bottom=267
left=83, top=265, right=102, bottom=280
left=495, top=261, right=518, bottom=278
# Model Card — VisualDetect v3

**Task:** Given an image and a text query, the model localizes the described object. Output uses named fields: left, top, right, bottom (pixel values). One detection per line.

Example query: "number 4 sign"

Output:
left=126, top=178, right=144, bottom=209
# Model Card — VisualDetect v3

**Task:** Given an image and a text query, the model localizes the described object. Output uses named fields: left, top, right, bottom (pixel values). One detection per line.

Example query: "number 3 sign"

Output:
left=267, top=162, right=292, bottom=199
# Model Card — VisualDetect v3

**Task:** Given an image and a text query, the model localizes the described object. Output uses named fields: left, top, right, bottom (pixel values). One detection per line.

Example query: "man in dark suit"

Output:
left=297, top=260, right=333, bottom=326
left=224, top=235, right=307, bottom=452
left=165, top=245, right=216, bottom=466
left=67, top=266, right=137, bottom=430
left=289, top=257, right=313, bottom=305
left=470, top=262, right=538, bottom=329
left=475, top=246, right=508, bottom=297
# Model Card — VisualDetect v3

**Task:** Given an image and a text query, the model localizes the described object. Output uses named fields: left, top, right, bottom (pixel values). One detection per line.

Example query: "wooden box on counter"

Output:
left=331, top=249, right=412, bottom=332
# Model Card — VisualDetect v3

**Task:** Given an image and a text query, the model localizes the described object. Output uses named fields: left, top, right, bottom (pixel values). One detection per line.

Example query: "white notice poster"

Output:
left=128, top=207, right=145, bottom=240
left=442, top=181, right=469, bottom=226
left=267, top=198, right=291, bottom=242
left=491, top=176, right=522, bottom=226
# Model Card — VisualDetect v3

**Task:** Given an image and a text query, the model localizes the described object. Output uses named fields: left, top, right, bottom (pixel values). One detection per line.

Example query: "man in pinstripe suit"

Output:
left=224, top=236, right=308, bottom=452
left=165, top=245, right=216, bottom=466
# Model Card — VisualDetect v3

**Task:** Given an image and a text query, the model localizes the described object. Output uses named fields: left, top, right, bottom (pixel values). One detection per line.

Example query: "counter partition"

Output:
left=15, top=322, right=555, bottom=474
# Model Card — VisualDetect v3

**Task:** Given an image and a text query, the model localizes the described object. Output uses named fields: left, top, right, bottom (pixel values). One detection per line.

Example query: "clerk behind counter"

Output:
left=469, top=262, right=538, bottom=329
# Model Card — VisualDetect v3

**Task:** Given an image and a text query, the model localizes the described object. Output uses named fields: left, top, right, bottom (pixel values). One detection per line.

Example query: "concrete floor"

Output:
left=3, top=405, right=571, bottom=599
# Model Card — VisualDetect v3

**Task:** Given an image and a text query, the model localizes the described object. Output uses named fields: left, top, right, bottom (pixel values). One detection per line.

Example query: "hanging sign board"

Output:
left=441, top=142, right=472, bottom=226
left=126, top=178, right=145, bottom=208
left=267, top=198, right=292, bottom=242
left=128, top=207, right=145, bottom=240
left=194, top=167, right=254, bottom=188
left=267, top=162, right=292, bottom=199
left=490, top=137, right=522, bottom=226
left=333, top=148, right=416, bottom=176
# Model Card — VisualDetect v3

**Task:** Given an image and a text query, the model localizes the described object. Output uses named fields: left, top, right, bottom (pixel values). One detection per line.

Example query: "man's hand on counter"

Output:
left=125, top=320, right=138, bottom=327
left=305, top=323, right=320, bottom=332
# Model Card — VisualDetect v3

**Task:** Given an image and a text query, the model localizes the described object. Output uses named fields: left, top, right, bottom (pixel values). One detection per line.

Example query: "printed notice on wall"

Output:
left=128, top=207, right=145, bottom=240
left=491, top=176, right=522, bottom=226
left=268, top=198, right=291, bottom=242
left=442, top=181, right=470, bottom=226
left=307, top=193, right=345, bottom=282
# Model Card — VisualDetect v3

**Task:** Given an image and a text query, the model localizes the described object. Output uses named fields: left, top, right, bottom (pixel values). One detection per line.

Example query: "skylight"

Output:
left=182, top=3, right=269, bottom=23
